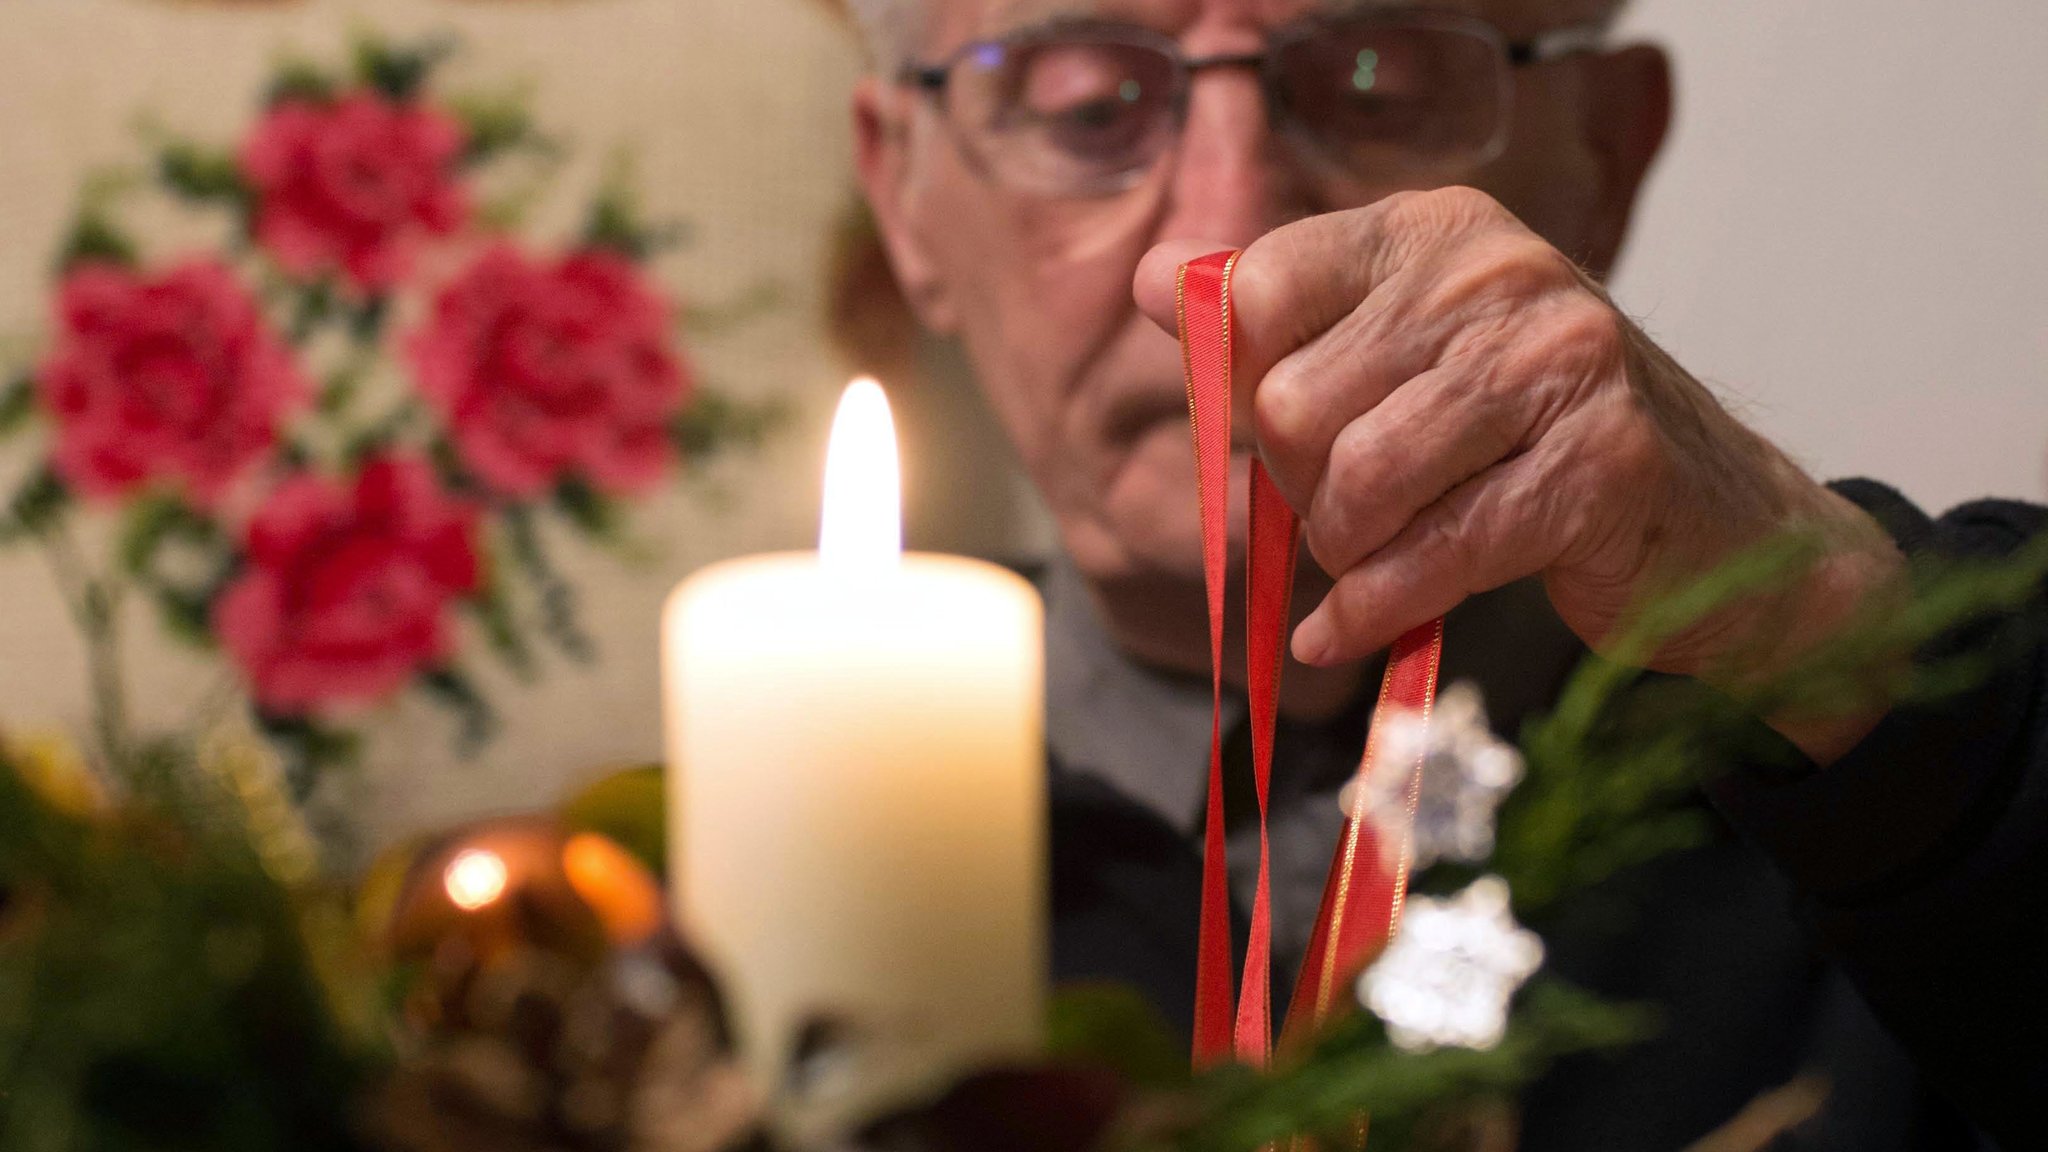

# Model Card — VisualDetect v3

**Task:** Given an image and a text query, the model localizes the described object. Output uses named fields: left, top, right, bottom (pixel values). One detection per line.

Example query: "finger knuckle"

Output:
left=1305, top=435, right=1390, bottom=570
left=1546, top=297, right=1625, bottom=365
left=1588, top=395, right=1667, bottom=489
left=1424, top=185, right=1507, bottom=227
left=1414, top=505, right=1474, bottom=575
left=1526, top=302, right=1629, bottom=417
left=1253, top=360, right=1317, bottom=457
left=1437, top=238, right=1568, bottom=319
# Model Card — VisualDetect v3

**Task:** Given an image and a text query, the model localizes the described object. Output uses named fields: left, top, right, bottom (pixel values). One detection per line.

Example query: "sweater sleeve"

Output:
left=1705, top=480, right=2048, bottom=1148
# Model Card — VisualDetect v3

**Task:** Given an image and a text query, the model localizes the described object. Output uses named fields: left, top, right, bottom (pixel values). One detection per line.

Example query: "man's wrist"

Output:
left=1701, top=486, right=1912, bottom=765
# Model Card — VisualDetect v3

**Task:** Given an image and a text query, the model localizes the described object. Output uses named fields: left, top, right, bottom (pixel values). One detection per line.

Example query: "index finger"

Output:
left=1132, top=195, right=1424, bottom=399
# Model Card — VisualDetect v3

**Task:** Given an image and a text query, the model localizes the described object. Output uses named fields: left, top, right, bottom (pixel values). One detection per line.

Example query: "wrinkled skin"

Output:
left=856, top=0, right=1903, bottom=761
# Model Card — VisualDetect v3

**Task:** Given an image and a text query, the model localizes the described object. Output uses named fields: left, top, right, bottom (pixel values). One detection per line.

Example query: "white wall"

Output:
left=1611, top=0, right=2048, bottom=512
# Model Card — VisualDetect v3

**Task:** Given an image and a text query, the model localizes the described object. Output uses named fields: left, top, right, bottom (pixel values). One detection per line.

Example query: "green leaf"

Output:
left=255, top=713, right=363, bottom=802
left=446, top=87, right=542, bottom=165
left=286, top=279, right=335, bottom=343
left=116, top=493, right=217, bottom=577
left=317, top=365, right=365, bottom=418
left=346, top=295, right=389, bottom=344
left=504, top=507, right=594, bottom=663
left=148, top=585, right=218, bottom=649
left=467, top=547, right=537, bottom=681
left=581, top=162, right=688, bottom=261
left=668, top=390, right=787, bottom=464
left=157, top=142, right=247, bottom=205
left=0, top=373, right=37, bottom=438
left=554, top=476, right=623, bottom=541
left=0, top=467, right=70, bottom=543
left=54, top=209, right=137, bottom=272
left=352, top=33, right=458, bottom=102
left=416, top=666, right=498, bottom=757
left=1047, top=983, right=1187, bottom=1089
left=340, top=401, right=420, bottom=465
left=264, top=59, right=336, bottom=107
left=113, top=492, right=231, bottom=650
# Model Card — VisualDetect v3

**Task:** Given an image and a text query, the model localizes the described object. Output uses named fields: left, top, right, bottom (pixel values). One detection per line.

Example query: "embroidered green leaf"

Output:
left=157, top=141, right=247, bottom=205
left=0, top=467, right=70, bottom=543
left=0, top=373, right=36, bottom=439
left=416, top=666, right=498, bottom=758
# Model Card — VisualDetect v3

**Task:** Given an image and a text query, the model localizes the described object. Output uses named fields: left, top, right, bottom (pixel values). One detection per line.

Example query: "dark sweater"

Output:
left=1045, top=480, right=2046, bottom=1150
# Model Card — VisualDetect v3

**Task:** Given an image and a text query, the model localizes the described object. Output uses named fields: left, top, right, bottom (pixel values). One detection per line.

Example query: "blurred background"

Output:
left=0, top=0, right=2041, bottom=844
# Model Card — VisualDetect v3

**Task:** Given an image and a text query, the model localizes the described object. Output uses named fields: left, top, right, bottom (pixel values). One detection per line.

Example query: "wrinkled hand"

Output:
left=1135, top=188, right=1903, bottom=761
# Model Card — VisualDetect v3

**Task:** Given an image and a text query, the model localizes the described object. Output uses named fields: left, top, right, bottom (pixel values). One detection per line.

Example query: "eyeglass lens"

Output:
left=937, top=17, right=1511, bottom=196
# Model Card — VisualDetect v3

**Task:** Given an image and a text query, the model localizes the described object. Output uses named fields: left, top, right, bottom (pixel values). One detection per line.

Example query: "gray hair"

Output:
left=844, top=0, right=928, bottom=73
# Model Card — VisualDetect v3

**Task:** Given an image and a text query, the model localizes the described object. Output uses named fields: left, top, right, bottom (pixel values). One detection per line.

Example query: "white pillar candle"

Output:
left=662, top=379, right=1045, bottom=1123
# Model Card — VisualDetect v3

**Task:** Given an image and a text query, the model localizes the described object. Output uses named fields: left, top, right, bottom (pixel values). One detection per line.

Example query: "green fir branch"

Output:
left=1167, top=981, right=1653, bottom=1152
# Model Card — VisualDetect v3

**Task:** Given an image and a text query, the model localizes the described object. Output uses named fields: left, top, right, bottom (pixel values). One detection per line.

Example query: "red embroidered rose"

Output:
left=240, top=91, right=469, bottom=292
left=37, top=259, right=308, bottom=504
left=215, top=456, right=480, bottom=714
left=409, top=244, right=690, bottom=498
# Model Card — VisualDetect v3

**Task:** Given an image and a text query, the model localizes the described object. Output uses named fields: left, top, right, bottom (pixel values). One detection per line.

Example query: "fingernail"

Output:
left=1293, top=615, right=1333, bottom=666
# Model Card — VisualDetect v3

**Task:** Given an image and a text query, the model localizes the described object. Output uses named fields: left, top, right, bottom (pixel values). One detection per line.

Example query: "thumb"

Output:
left=1133, top=239, right=1240, bottom=339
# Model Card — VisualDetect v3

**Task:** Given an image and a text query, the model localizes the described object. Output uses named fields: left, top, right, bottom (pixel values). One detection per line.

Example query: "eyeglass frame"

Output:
left=897, top=6, right=1613, bottom=196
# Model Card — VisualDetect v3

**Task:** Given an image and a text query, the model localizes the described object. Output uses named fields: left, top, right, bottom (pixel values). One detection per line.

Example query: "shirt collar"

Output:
left=1043, top=557, right=1244, bottom=834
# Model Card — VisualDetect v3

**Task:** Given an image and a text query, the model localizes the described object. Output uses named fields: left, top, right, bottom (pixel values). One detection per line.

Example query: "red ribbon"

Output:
left=1177, top=251, right=1447, bottom=1072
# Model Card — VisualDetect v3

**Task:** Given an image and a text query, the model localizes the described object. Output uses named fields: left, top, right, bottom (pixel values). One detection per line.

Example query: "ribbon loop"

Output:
left=1176, top=251, right=1447, bottom=1075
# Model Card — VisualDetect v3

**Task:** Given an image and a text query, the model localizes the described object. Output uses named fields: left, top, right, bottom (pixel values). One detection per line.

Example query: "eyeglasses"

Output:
left=900, top=8, right=1606, bottom=198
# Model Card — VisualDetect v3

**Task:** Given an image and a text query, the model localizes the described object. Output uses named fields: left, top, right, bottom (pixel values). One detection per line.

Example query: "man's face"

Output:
left=855, top=0, right=1665, bottom=592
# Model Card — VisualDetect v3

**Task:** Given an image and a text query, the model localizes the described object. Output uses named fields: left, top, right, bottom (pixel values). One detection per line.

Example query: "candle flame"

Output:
left=820, top=377, right=902, bottom=571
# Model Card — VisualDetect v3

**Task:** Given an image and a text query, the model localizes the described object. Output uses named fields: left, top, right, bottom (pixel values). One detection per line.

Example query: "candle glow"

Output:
left=444, top=848, right=507, bottom=911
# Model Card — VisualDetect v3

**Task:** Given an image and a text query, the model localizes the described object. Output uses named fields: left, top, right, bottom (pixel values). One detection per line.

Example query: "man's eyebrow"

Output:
left=977, top=0, right=1145, bottom=37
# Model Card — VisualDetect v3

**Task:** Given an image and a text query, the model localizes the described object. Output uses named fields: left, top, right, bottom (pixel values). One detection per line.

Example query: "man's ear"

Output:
left=851, top=77, right=959, bottom=334
left=1575, top=43, right=1672, bottom=279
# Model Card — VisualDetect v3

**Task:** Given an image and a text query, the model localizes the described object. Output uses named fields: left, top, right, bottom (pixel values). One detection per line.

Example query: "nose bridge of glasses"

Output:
left=1182, top=50, right=1267, bottom=77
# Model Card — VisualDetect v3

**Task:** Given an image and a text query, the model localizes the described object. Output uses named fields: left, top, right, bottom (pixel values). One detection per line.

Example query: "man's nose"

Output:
left=1157, top=67, right=1314, bottom=250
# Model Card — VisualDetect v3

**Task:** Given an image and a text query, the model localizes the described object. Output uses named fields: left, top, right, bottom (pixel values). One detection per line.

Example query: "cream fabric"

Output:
left=0, top=0, right=879, bottom=840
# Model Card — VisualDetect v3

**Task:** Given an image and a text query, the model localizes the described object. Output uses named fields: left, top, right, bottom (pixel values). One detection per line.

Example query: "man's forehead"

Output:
left=944, top=0, right=1618, bottom=39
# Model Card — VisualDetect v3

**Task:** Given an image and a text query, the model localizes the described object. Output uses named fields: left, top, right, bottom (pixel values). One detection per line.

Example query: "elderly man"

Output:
left=843, top=0, right=2046, bottom=1146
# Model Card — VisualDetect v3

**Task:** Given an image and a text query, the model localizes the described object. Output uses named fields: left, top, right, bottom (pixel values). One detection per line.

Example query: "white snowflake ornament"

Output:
left=1357, top=875, right=1544, bottom=1052
left=1338, top=681, right=1523, bottom=870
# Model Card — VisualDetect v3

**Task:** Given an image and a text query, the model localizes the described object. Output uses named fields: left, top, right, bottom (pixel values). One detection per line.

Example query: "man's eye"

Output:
left=1031, top=92, right=1137, bottom=129
left=1007, top=50, right=1155, bottom=153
